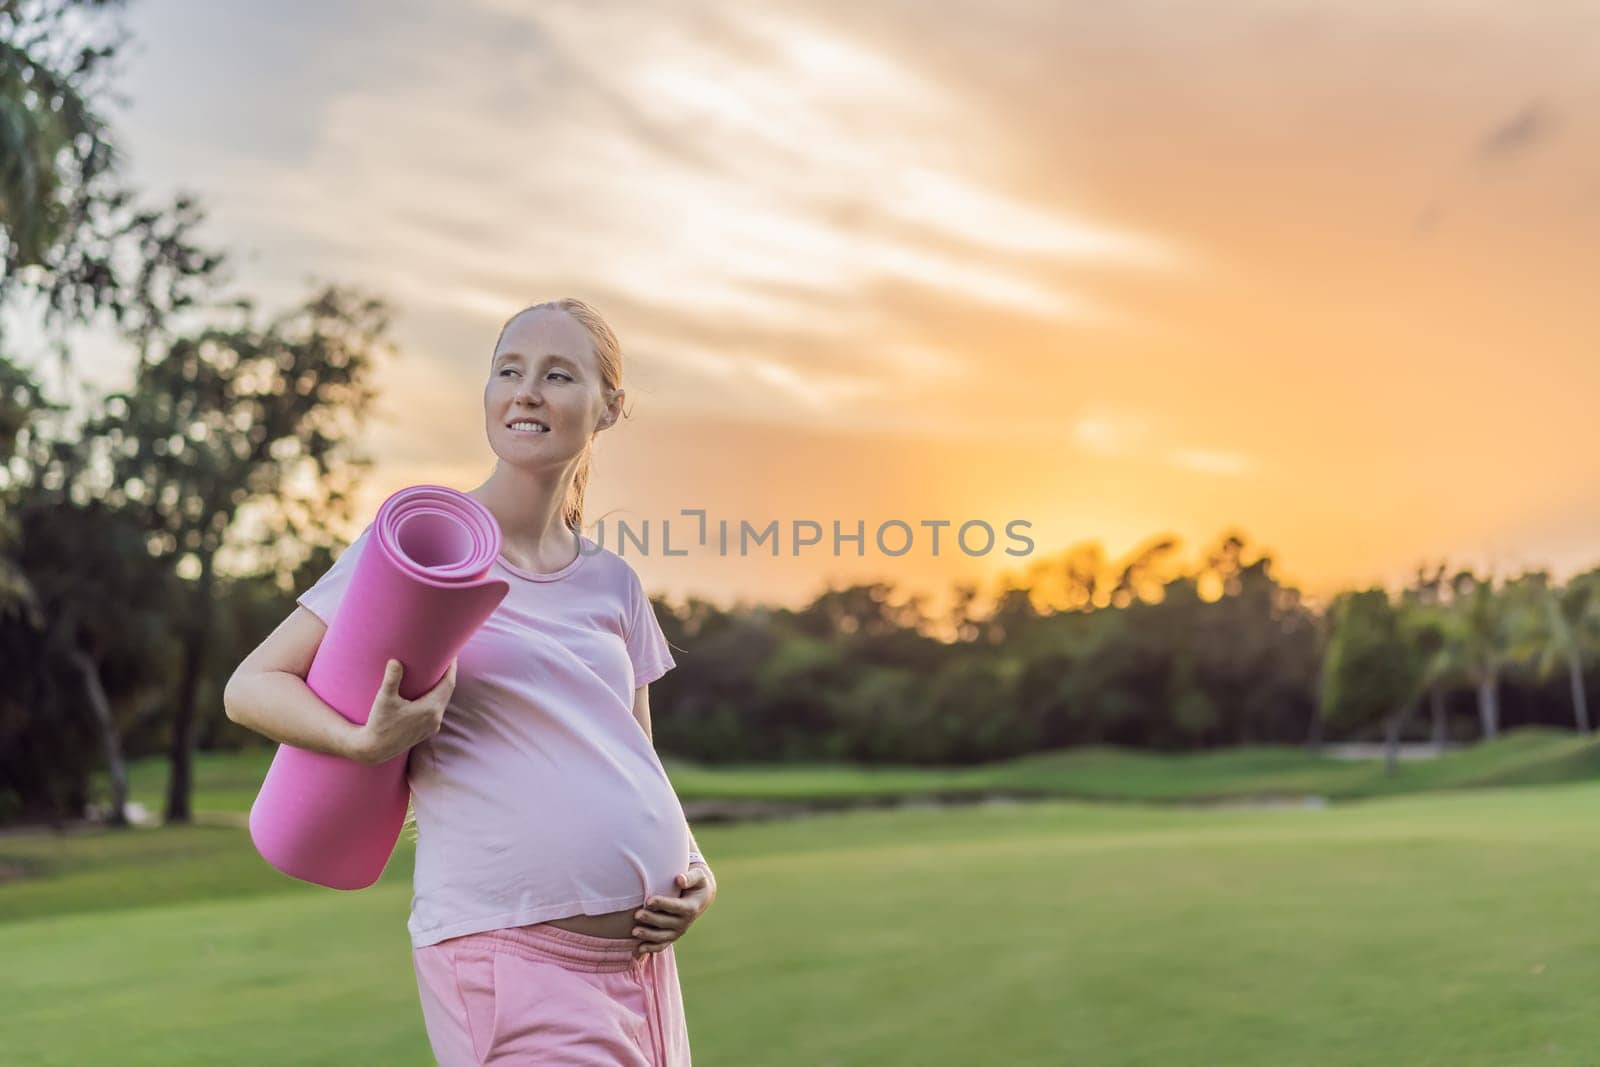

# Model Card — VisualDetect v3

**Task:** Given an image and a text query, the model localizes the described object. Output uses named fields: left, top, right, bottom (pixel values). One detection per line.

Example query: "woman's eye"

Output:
left=498, top=368, right=570, bottom=381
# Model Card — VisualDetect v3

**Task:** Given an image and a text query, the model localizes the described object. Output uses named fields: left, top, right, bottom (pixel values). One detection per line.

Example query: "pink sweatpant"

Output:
left=412, top=922, right=693, bottom=1065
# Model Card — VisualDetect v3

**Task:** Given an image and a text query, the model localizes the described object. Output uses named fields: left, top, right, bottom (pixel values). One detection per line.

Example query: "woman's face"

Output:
left=484, top=308, right=619, bottom=470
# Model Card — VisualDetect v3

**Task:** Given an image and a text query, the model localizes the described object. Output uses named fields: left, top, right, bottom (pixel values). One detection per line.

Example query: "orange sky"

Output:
left=39, top=0, right=1600, bottom=612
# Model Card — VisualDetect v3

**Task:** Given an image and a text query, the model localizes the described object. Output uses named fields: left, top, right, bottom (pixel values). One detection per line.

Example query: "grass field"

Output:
left=9, top=763, right=1600, bottom=1063
left=97, top=727, right=1600, bottom=820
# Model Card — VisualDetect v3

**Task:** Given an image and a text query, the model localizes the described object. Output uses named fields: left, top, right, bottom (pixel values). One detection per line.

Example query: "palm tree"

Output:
left=1401, top=564, right=1457, bottom=749
left=1557, top=571, right=1600, bottom=731
left=1508, top=570, right=1600, bottom=734
left=1449, top=569, right=1513, bottom=741
left=1395, top=599, right=1450, bottom=766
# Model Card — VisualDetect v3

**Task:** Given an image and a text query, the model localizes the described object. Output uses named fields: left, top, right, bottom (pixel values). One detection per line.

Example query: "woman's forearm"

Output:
left=223, top=669, right=366, bottom=761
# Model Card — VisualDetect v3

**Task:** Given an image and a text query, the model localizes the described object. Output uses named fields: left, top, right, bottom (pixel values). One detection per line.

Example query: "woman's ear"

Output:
left=598, top=388, right=625, bottom=432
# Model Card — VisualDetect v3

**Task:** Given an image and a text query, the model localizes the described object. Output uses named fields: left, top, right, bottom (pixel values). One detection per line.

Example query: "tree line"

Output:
left=641, top=546, right=1600, bottom=773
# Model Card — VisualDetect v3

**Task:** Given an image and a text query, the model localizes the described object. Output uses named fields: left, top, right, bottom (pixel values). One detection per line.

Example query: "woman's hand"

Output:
left=632, top=864, right=717, bottom=958
left=350, top=658, right=457, bottom=765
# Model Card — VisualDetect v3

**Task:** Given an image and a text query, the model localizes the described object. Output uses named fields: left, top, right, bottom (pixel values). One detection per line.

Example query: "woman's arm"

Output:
left=225, top=606, right=456, bottom=764
left=630, top=684, right=654, bottom=742
left=224, top=607, right=367, bottom=759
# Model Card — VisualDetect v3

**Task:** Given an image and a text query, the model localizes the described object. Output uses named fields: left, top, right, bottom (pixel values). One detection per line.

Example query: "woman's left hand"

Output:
left=633, top=865, right=717, bottom=958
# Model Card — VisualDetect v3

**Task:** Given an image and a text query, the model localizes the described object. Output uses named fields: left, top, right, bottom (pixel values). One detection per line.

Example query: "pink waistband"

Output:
left=466, top=922, right=645, bottom=974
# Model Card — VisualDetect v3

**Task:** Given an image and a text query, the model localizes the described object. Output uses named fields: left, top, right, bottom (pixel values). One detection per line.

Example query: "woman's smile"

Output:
left=506, top=418, right=551, bottom=436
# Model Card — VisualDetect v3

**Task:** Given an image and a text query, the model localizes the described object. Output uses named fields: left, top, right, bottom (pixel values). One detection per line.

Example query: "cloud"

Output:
left=1167, top=447, right=1256, bottom=478
left=881, top=165, right=1182, bottom=269
left=622, top=329, right=888, bottom=415
left=1069, top=410, right=1255, bottom=478
left=1418, top=96, right=1564, bottom=236
left=134, top=0, right=1186, bottom=440
left=1071, top=411, right=1151, bottom=456
left=1413, top=198, right=1443, bottom=237
left=1475, top=98, right=1558, bottom=162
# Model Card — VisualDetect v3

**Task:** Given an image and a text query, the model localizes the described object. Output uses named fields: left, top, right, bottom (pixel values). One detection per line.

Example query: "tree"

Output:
left=83, top=284, right=390, bottom=822
left=1399, top=563, right=1457, bottom=749
left=0, top=344, right=56, bottom=591
left=750, top=633, right=855, bottom=761
left=1448, top=570, right=1514, bottom=741
left=1, top=499, right=180, bottom=823
left=0, top=346, right=168, bottom=825
left=1189, top=543, right=1320, bottom=746
left=0, top=0, right=124, bottom=277
left=3, top=3, right=223, bottom=382
left=1508, top=570, right=1599, bottom=735
left=1107, top=535, right=1182, bottom=609
left=1392, top=599, right=1449, bottom=773
left=834, top=665, right=924, bottom=762
left=1321, top=589, right=1427, bottom=775
left=1, top=4, right=399, bottom=828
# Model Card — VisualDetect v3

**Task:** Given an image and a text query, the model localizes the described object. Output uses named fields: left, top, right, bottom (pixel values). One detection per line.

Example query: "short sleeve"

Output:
left=296, top=524, right=373, bottom=625
left=624, top=566, right=676, bottom=688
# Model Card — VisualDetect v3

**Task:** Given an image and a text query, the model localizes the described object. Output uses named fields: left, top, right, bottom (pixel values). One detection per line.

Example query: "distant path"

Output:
left=1318, top=743, right=1457, bottom=762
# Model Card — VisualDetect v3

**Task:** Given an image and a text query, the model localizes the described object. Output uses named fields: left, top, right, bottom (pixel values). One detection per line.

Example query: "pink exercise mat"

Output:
left=248, top=485, right=510, bottom=889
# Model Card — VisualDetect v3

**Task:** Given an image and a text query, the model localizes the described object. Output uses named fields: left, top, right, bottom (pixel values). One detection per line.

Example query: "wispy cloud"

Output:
left=1071, top=411, right=1152, bottom=457
left=150, top=0, right=1185, bottom=438
left=1071, top=410, right=1255, bottom=478
left=1168, top=447, right=1255, bottom=478
left=1475, top=98, right=1558, bottom=162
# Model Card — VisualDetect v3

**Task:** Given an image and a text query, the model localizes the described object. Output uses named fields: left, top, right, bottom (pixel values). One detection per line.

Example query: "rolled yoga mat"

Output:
left=249, top=485, right=510, bottom=890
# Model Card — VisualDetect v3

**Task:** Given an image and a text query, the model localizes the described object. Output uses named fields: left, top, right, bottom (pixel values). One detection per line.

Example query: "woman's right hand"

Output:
left=351, top=658, right=458, bottom=764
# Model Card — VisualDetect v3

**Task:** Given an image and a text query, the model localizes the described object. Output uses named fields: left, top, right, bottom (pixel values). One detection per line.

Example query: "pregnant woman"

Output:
left=224, top=298, right=712, bottom=1065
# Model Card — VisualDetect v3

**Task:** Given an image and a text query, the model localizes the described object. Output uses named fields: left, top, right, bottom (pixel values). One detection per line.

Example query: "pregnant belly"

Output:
left=544, top=907, right=641, bottom=940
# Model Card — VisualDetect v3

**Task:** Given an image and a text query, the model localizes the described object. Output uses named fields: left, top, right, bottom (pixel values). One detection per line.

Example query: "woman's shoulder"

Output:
left=576, top=535, right=645, bottom=592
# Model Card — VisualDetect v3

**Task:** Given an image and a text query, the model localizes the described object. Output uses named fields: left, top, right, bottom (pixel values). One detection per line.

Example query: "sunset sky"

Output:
left=54, top=0, right=1600, bottom=612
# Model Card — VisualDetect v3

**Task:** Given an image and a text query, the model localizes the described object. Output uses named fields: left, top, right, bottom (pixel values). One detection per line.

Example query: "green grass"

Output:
left=122, top=750, right=268, bottom=816
left=0, top=823, right=413, bottom=925
left=984, top=727, right=1600, bottom=802
left=100, top=727, right=1600, bottom=819
left=9, top=784, right=1600, bottom=1063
